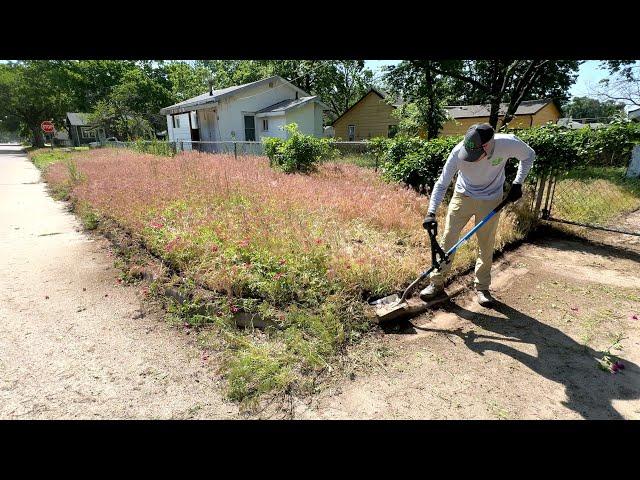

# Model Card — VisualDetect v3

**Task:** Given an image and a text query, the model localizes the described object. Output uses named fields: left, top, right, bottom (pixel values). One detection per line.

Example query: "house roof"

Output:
left=330, top=87, right=398, bottom=126
left=444, top=99, right=557, bottom=119
left=629, top=108, right=640, bottom=120
left=255, top=96, right=328, bottom=115
left=159, top=75, right=311, bottom=115
left=66, top=112, right=93, bottom=126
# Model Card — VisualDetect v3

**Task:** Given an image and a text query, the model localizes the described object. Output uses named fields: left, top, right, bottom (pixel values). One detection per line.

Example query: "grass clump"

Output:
left=29, top=148, right=73, bottom=171
left=551, top=167, right=640, bottom=226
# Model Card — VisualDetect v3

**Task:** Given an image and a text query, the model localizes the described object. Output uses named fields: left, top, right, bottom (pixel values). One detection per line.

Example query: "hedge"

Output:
left=374, top=120, right=640, bottom=193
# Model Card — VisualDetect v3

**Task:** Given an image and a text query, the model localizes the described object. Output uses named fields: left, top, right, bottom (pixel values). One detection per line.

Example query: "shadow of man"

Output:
left=414, top=300, right=640, bottom=419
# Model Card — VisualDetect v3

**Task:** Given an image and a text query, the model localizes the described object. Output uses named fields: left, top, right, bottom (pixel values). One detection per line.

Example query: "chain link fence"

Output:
left=100, top=139, right=381, bottom=166
left=539, top=167, right=640, bottom=237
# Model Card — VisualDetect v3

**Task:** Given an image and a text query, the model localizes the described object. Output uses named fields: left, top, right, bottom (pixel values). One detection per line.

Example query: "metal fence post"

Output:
left=234, top=142, right=237, bottom=160
left=532, top=171, right=548, bottom=220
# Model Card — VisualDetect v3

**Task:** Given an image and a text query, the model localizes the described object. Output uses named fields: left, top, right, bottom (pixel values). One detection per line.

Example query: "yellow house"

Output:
left=332, top=88, right=400, bottom=141
left=440, top=99, right=561, bottom=136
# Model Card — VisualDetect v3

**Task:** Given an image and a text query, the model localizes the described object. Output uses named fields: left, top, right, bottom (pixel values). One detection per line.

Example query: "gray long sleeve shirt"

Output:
left=427, top=133, right=535, bottom=213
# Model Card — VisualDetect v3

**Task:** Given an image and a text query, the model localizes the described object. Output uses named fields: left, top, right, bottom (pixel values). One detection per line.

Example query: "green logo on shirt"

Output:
left=491, top=157, right=504, bottom=166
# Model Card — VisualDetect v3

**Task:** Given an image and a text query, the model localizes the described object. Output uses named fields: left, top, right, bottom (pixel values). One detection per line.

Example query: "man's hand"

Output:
left=422, top=213, right=437, bottom=230
left=506, top=183, right=523, bottom=204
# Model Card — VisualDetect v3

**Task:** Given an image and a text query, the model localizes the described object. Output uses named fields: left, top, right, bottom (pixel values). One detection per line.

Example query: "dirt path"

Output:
left=295, top=216, right=640, bottom=419
left=0, top=145, right=238, bottom=419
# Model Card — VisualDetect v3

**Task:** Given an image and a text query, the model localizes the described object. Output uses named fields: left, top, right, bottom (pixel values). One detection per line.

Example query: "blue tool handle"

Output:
left=445, top=197, right=509, bottom=258
left=415, top=197, right=509, bottom=281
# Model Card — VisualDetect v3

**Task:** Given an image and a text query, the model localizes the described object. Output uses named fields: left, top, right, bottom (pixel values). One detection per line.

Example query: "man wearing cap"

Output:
left=421, top=123, right=535, bottom=307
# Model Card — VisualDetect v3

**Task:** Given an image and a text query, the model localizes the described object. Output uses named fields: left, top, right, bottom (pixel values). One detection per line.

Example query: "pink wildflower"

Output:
left=210, top=245, right=218, bottom=253
left=230, top=305, right=239, bottom=314
left=150, top=221, right=164, bottom=229
left=274, top=272, right=284, bottom=280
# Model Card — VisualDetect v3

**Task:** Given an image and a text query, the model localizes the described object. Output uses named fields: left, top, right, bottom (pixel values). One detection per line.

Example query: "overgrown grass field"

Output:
left=41, top=148, right=533, bottom=405
left=551, top=167, right=640, bottom=226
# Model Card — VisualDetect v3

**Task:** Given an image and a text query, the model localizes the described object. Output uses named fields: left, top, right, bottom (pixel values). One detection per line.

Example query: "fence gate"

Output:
left=537, top=170, right=640, bottom=237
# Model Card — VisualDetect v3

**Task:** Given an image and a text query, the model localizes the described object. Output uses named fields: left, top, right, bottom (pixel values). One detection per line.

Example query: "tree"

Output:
left=164, top=61, right=211, bottom=101
left=433, top=60, right=581, bottom=130
left=0, top=61, right=75, bottom=147
left=562, top=96, right=625, bottom=120
left=592, top=61, right=640, bottom=108
left=89, top=68, right=173, bottom=140
left=197, top=60, right=273, bottom=89
left=64, top=60, right=140, bottom=112
left=384, top=60, right=450, bottom=138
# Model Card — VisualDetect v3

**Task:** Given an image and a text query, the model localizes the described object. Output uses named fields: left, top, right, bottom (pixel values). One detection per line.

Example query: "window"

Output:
left=190, top=111, right=198, bottom=129
left=172, top=115, right=181, bottom=129
left=244, top=115, right=256, bottom=141
left=81, top=127, right=96, bottom=139
left=347, top=125, right=356, bottom=141
left=388, top=125, right=398, bottom=138
left=262, top=118, right=269, bottom=131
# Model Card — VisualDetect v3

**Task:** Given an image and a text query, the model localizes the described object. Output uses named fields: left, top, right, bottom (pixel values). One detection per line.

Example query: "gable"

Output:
left=333, top=91, right=395, bottom=128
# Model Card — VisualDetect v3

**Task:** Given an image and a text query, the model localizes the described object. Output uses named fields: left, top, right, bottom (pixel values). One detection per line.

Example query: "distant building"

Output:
left=440, top=99, right=561, bottom=136
left=331, top=88, right=400, bottom=141
left=160, top=76, right=328, bottom=151
left=629, top=108, right=640, bottom=122
left=66, top=113, right=106, bottom=147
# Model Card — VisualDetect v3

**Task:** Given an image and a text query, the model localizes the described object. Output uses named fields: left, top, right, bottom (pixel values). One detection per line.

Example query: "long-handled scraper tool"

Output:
left=370, top=195, right=510, bottom=324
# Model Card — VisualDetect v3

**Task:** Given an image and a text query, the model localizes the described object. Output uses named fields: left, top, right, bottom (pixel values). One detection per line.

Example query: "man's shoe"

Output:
left=476, top=290, right=495, bottom=307
left=419, top=284, right=446, bottom=302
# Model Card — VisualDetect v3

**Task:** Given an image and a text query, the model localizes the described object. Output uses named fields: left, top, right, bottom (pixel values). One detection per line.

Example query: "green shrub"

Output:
left=132, top=138, right=175, bottom=157
left=378, top=135, right=460, bottom=193
left=376, top=122, right=640, bottom=192
left=263, top=123, right=337, bottom=173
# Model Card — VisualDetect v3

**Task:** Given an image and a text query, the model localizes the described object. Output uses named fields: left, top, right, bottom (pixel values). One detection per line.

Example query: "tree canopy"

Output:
left=384, top=60, right=581, bottom=134
left=0, top=59, right=581, bottom=146
left=562, top=96, right=625, bottom=120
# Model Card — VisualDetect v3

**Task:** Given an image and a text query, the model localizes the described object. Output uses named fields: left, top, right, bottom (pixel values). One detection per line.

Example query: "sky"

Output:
left=363, top=59, right=613, bottom=101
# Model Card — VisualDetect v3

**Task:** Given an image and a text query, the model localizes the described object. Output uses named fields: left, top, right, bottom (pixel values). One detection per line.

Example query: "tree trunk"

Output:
left=487, top=61, right=508, bottom=129
left=31, top=126, right=44, bottom=147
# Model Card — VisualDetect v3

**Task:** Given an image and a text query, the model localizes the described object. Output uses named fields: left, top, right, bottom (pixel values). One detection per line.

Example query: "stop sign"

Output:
left=41, top=121, right=55, bottom=133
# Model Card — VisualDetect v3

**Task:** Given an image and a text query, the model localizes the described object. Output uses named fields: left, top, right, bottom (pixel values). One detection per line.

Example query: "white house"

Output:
left=159, top=75, right=329, bottom=151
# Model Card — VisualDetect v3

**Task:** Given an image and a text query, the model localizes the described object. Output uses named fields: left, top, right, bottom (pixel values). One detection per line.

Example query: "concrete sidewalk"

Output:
left=0, top=145, right=237, bottom=419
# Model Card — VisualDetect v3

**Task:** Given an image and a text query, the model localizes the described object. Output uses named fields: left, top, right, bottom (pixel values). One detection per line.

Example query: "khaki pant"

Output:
left=430, top=191, right=502, bottom=291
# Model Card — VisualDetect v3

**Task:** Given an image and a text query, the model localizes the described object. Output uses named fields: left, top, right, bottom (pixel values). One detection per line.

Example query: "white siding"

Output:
left=166, top=113, right=192, bottom=149
left=257, top=115, right=286, bottom=139
left=197, top=108, right=218, bottom=142
left=216, top=79, right=306, bottom=141
left=314, top=103, right=324, bottom=137
left=284, top=102, right=316, bottom=136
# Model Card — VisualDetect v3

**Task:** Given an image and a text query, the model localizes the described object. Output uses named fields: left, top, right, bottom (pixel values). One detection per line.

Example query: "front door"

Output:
left=244, top=115, right=256, bottom=141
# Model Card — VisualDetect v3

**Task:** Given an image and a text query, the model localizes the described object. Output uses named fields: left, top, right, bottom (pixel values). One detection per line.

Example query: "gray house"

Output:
left=66, top=113, right=106, bottom=146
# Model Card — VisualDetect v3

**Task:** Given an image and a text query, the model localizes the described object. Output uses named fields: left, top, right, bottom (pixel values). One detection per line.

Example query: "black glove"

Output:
left=505, top=183, right=523, bottom=204
left=422, top=213, right=437, bottom=230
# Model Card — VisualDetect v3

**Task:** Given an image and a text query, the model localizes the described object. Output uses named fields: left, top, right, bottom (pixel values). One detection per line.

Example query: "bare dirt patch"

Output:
left=294, top=226, right=640, bottom=419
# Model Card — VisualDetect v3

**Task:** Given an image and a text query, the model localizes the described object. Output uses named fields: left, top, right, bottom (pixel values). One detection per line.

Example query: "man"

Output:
left=421, top=123, right=535, bottom=307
